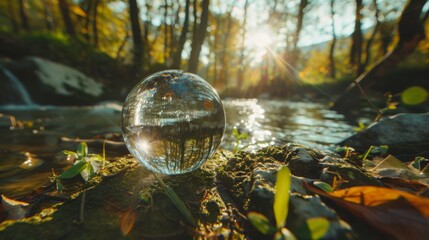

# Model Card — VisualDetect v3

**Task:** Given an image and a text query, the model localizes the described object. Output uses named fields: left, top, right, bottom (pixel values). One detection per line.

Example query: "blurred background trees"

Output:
left=0, top=0, right=427, bottom=101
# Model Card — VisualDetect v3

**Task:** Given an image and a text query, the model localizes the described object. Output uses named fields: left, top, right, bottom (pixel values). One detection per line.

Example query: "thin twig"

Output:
left=354, top=80, right=382, bottom=117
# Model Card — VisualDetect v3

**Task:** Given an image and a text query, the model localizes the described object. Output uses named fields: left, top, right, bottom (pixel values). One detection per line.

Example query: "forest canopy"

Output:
left=0, top=0, right=428, bottom=100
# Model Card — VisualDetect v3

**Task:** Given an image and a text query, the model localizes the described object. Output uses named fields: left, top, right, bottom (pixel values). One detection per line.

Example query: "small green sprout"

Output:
left=410, top=156, right=429, bottom=173
left=50, top=142, right=105, bottom=192
left=354, top=122, right=367, bottom=132
left=232, top=127, right=250, bottom=154
left=361, top=145, right=389, bottom=162
left=247, top=166, right=330, bottom=239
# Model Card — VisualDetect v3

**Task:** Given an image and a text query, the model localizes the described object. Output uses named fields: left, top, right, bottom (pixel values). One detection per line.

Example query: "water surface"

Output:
left=0, top=99, right=355, bottom=197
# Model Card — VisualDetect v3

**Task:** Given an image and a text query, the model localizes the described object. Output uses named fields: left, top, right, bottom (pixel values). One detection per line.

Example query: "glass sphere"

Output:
left=121, top=70, right=225, bottom=175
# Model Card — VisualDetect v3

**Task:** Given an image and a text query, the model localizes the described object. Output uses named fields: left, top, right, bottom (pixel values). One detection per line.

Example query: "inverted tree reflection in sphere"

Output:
left=122, top=70, right=225, bottom=175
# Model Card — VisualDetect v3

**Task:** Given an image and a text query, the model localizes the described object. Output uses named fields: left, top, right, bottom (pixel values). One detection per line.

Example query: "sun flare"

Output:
left=245, top=26, right=275, bottom=53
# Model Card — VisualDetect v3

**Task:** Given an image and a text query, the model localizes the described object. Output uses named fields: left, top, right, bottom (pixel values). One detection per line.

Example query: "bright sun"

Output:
left=245, top=26, right=275, bottom=55
left=244, top=26, right=275, bottom=64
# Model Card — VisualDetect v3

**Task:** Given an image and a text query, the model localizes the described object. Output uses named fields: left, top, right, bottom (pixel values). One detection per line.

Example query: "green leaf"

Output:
left=411, top=156, right=427, bottom=171
left=238, top=132, right=249, bottom=140
left=313, top=181, right=334, bottom=192
left=77, top=142, right=88, bottom=158
left=247, top=212, right=276, bottom=235
left=274, top=166, right=291, bottom=229
left=232, top=127, right=239, bottom=138
left=63, top=150, right=78, bottom=158
left=306, top=217, right=330, bottom=239
left=401, top=86, right=428, bottom=105
left=296, top=217, right=330, bottom=239
left=60, top=161, right=88, bottom=179
left=56, top=179, right=64, bottom=192
left=273, top=228, right=297, bottom=240
left=89, top=155, right=104, bottom=162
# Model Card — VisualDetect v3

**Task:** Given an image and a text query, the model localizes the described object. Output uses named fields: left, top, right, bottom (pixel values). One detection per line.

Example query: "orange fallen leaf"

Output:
left=120, top=208, right=137, bottom=236
left=304, top=182, right=429, bottom=240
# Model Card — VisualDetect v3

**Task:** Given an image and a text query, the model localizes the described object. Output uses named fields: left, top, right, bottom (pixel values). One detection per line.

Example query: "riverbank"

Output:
left=1, top=142, right=428, bottom=239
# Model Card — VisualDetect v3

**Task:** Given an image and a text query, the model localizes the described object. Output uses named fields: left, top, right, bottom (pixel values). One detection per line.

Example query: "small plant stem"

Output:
left=361, top=146, right=374, bottom=162
left=79, top=190, right=86, bottom=224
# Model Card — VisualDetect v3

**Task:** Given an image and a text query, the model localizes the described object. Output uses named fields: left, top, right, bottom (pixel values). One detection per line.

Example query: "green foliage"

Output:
left=49, top=142, right=105, bottom=192
left=332, top=146, right=355, bottom=158
left=232, top=127, right=250, bottom=154
left=313, top=181, right=334, bottom=193
left=353, top=122, right=367, bottom=132
left=401, top=86, right=428, bottom=105
left=410, top=156, right=429, bottom=172
left=296, top=217, right=330, bottom=239
left=60, top=161, right=88, bottom=179
left=248, top=212, right=276, bottom=235
left=362, top=145, right=389, bottom=161
left=274, top=166, right=291, bottom=229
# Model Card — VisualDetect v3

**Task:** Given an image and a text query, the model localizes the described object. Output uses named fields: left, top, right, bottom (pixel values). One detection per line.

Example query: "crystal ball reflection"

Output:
left=121, top=70, right=225, bottom=174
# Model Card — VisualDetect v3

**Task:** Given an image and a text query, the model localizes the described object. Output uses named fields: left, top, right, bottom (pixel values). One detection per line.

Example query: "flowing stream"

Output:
left=0, top=100, right=357, bottom=197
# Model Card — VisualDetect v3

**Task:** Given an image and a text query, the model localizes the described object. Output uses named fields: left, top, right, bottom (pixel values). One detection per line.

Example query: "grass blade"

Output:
left=274, top=166, right=291, bottom=229
left=153, top=173, right=196, bottom=227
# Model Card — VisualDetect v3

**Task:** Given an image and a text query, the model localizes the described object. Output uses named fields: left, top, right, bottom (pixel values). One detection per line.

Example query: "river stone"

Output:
left=340, top=113, right=429, bottom=153
left=3, top=57, right=104, bottom=105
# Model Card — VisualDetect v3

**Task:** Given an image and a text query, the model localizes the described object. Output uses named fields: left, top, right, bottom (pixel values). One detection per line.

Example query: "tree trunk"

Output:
left=6, top=0, right=19, bottom=32
left=128, top=0, right=144, bottom=74
left=170, top=2, right=181, bottom=59
left=219, top=2, right=235, bottom=84
left=92, top=0, right=99, bottom=47
left=328, top=0, right=336, bottom=79
left=58, top=0, right=76, bottom=37
left=289, top=0, right=308, bottom=67
left=237, top=0, right=249, bottom=85
left=331, top=0, right=428, bottom=113
left=42, top=0, right=54, bottom=31
left=212, top=14, right=220, bottom=87
left=18, top=0, right=30, bottom=31
left=163, top=0, right=169, bottom=63
left=188, top=0, right=210, bottom=73
left=350, top=0, right=364, bottom=75
left=172, top=0, right=191, bottom=69
left=84, top=0, right=93, bottom=41
left=362, top=0, right=380, bottom=71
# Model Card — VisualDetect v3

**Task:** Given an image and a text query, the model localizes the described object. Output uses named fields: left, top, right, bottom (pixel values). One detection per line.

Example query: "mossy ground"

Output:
left=0, top=144, right=409, bottom=239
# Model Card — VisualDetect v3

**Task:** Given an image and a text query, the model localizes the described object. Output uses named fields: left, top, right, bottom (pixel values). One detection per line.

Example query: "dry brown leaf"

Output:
left=380, top=177, right=429, bottom=195
left=120, top=208, right=137, bottom=236
left=304, top=182, right=429, bottom=240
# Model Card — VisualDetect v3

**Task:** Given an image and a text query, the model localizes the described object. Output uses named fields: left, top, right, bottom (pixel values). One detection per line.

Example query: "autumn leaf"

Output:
left=304, top=182, right=429, bottom=240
